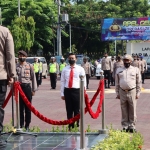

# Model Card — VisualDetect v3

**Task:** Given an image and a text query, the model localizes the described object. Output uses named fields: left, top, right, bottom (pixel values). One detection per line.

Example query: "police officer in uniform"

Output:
left=59, top=57, right=67, bottom=78
left=115, top=54, right=141, bottom=133
left=110, top=56, right=116, bottom=86
left=140, top=56, right=147, bottom=84
left=16, top=50, right=37, bottom=131
left=49, top=57, right=59, bottom=89
left=81, top=57, right=91, bottom=89
left=38, top=59, right=43, bottom=85
left=101, top=53, right=112, bottom=88
left=33, top=57, right=40, bottom=87
left=0, top=25, right=16, bottom=148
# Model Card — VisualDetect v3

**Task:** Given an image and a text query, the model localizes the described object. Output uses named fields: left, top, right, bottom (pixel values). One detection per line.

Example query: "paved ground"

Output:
left=3, top=77, right=150, bottom=149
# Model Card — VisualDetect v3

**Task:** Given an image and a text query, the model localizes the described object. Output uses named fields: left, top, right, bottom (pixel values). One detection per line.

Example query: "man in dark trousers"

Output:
left=16, top=50, right=37, bottom=131
left=0, top=25, right=16, bottom=148
left=49, top=57, right=59, bottom=89
left=101, top=53, right=112, bottom=88
left=61, top=53, right=86, bottom=130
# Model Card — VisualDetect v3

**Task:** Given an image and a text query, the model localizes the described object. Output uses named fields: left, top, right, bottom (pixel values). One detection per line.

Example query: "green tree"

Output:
left=10, top=16, right=35, bottom=53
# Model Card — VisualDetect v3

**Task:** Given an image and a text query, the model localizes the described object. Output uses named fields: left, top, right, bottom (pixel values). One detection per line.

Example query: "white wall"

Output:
left=126, top=42, right=150, bottom=56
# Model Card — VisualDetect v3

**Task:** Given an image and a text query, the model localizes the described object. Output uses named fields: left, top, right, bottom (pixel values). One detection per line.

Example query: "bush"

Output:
left=91, top=128, right=144, bottom=150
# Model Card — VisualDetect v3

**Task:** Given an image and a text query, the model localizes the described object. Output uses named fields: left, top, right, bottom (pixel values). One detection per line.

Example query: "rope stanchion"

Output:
left=2, top=89, right=13, bottom=108
left=14, top=81, right=103, bottom=125
left=84, top=79, right=104, bottom=119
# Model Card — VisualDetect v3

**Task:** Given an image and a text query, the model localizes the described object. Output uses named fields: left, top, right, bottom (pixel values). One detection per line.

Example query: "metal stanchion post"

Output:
left=79, top=75, right=85, bottom=150
left=99, top=71, right=108, bottom=134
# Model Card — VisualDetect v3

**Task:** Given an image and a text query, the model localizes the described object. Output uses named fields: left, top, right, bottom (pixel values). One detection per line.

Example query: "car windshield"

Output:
left=26, top=58, right=34, bottom=64
left=146, top=57, right=150, bottom=65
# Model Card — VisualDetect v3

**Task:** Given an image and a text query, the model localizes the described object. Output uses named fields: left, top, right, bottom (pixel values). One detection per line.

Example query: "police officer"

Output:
left=49, top=57, right=59, bottom=89
left=33, top=57, right=40, bottom=87
left=140, top=56, right=147, bottom=84
left=81, top=57, right=91, bottom=89
left=101, top=53, right=112, bottom=88
left=16, top=50, right=37, bottom=131
left=115, top=54, right=141, bottom=133
left=59, top=57, right=67, bottom=77
left=0, top=25, right=16, bottom=148
left=110, top=56, right=116, bottom=86
left=112, top=55, right=124, bottom=79
left=38, top=59, right=43, bottom=85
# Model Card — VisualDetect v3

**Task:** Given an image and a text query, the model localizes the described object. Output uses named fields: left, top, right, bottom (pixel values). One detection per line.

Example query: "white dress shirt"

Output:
left=61, top=64, right=86, bottom=96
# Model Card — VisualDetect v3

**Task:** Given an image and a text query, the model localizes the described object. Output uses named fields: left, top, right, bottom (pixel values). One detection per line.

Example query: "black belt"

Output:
left=121, top=87, right=136, bottom=92
left=20, top=83, right=30, bottom=87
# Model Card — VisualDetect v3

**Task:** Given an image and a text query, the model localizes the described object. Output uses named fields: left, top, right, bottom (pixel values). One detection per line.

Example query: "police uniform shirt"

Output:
left=115, top=66, right=141, bottom=97
left=131, top=60, right=139, bottom=68
left=113, top=60, right=124, bottom=78
left=138, top=60, right=144, bottom=72
left=61, top=64, right=86, bottom=96
left=0, top=26, right=16, bottom=79
left=142, top=59, right=147, bottom=71
left=101, top=57, right=112, bottom=71
left=81, top=62, right=91, bottom=76
left=16, top=62, right=37, bottom=91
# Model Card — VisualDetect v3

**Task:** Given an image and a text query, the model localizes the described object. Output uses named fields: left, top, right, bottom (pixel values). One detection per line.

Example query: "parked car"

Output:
left=66, top=55, right=95, bottom=77
left=145, top=56, right=150, bottom=78
left=26, top=57, right=48, bottom=78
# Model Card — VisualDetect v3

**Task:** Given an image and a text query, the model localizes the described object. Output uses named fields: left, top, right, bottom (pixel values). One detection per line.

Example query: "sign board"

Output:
left=126, top=42, right=150, bottom=56
left=101, top=17, right=150, bottom=41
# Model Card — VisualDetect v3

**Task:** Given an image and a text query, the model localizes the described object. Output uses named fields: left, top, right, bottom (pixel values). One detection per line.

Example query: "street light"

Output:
left=18, top=0, right=20, bottom=17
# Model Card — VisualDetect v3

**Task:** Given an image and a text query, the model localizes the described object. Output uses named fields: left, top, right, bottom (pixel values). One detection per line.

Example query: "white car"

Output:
left=95, top=64, right=103, bottom=79
left=26, top=57, right=48, bottom=78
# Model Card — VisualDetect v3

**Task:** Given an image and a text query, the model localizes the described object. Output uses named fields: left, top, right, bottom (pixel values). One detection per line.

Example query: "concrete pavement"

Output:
left=3, top=77, right=150, bottom=149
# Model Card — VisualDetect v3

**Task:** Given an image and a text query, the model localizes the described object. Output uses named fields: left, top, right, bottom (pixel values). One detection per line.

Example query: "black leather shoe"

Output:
left=122, top=128, right=129, bottom=132
left=129, top=129, right=137, bottom=133
left=25, top=127, right=29, bottom=132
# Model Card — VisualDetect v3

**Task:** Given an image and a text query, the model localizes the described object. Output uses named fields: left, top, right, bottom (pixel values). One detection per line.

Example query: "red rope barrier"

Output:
left=2, top=89, right=12, bottom=108
left=84, top=79, right=104, bottom=119
left=14, top=81, right=102, bottom=125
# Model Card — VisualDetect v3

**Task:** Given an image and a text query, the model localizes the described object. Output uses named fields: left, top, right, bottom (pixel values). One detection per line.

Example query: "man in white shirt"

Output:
left=61, top=53, right=86, bottom=130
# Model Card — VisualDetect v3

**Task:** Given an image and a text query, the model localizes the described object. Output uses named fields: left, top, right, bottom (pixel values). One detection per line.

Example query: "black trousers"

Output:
left=142, top=72, right=145, bottom=83
left=0, top=80, right=7, bottom=133
left=39, top=73, right=42, bottom=85
left=35, top=72, right=40, bottom=87
left=64, top=88, right=80, bottom=129
left=104, top=70, right=111, bottom=86
left=110, top=73, right=115, bottom=86
left=86, top=74, right=90, bottom=88
left=19, top=83, right=32, bottom=128
left=50, top=73, right=57, bottom=89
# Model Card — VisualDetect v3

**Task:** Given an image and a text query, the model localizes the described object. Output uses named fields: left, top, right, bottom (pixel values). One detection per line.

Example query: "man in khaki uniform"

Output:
left=81, top=57, right=91, bottom=89
left=0, top=26, right=16, bottom=148
left=16, top=50, right=37, bottom=131
left=101, top=53, right=112, bottom=88
left=110, top=56, right=116, bottom=86
left=140, top=56, right=147, bottom=84
left=112, top=55, right=124, bottom=79
left=115, top=54, right=141, bottom=133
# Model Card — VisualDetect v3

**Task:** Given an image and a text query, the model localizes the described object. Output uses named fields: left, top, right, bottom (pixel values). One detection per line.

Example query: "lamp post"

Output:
left=56, top=0, right=62, bottom=56
left=18, top=0, right=20, bottom=17
left=0, top=7, right=2, bottom=25
left=69, top=23, right=71, bottom=53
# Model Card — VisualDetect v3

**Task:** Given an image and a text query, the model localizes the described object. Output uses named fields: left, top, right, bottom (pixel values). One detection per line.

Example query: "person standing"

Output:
left=38, top=59, right=43, bottom=85
left=101, top=53, right=112, bottom=88
left=0, top=26, right=16, bottom=148
left=61, top=53, right=86, bottom=130
left=112, top=55, right=124, bottom=81
left=115, top=54, right=141, bottom=133
left=110, top=56, right=116, bottom=86
left=33, top=57, right=40, bottom=87
left=16, top=50, right=37, bottom=131
left=59, top=57, right=67, bottom=77
left=140, top=56, right=147, bottom=84
left=49, top=57, right=59, bottom=89
left=81, top=57, right=91, bottom=89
